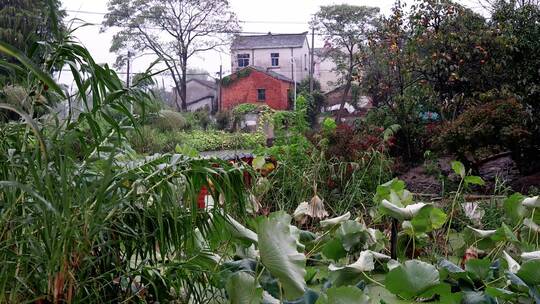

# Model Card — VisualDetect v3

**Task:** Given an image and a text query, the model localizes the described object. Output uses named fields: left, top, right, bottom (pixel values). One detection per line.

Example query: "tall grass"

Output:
left=0, top=25, right=247, bottom=303
left=259, top=140, right=393, bottom=216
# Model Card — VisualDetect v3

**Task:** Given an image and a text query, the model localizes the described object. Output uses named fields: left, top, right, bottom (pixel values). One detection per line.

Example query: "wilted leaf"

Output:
left=467, top=226, right=497, bottom=238
left=502, top=251, right=520, bottom=274
left=320, top=212, right=351, bottom=228
left=380, top=200, right=427, bottom=221
left=253, top=155, right=266, bottom=170
left=522, top=196, right=540, bottom=208
left=521, top=251, right=540, bottom=261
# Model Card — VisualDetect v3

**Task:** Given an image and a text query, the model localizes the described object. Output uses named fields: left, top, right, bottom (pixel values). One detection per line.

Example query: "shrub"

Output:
left=215, top=110, right=232, bottom=130
left=436, top=98, right=531, bottom=161
left=232, top=103, right=257, bottom=116
left=152, top=110, right=188, bottom=131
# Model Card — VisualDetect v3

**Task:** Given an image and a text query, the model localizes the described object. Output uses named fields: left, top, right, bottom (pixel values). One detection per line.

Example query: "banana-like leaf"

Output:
left=0, top=41, right=65, bottom=98
left=257, top=212, right=307, bottom=300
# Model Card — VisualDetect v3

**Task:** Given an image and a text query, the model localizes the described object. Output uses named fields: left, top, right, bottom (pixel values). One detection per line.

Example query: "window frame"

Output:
left=257, top=88, right=266, bottom=101
left=271, top=53, right=279, bottom=67
left=237, top=53, right=250, bottom=67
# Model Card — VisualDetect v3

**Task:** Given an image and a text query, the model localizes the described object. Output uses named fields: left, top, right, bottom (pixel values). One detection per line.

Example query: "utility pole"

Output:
left=126, top=51, right=132, bottom=88
left=218, top=65, right=223, bottom=112
left=309, top=27, right=315, bottom=94
left=126, top=51, right=132, bottom=113
left=292, top=57, right=297, bottom=110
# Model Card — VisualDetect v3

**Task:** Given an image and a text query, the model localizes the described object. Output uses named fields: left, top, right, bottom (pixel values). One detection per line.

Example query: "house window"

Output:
left=237, top=53, right=250, bottom=67
left=257, top=89, right=266, bottom=101
left=271, top=53, right=279, bottom=66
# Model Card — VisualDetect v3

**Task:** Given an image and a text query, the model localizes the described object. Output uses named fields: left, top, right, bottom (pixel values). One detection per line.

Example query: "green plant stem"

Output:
left=445, top=177, right=464, bottom=257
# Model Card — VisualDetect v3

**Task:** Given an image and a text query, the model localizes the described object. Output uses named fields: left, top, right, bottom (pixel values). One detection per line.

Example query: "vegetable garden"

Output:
left=1, top=0, right=540, bottom=303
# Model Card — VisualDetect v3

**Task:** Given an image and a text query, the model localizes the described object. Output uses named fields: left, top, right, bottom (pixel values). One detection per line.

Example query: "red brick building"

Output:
left=220, top=66, right=295, bottom=110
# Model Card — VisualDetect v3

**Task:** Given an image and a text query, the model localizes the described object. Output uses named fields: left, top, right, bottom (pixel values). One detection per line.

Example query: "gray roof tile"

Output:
left=232, top=32, right=308, bottom=50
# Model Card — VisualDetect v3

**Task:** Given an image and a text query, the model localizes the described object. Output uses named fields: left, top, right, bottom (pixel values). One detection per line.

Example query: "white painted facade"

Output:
left=230, top=33, right=339, bottom=92
left=231, top=42, right=311, bottom=82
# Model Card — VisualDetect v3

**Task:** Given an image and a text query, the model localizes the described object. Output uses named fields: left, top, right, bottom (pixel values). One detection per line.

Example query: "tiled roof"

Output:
left=187, top=78, right=217, bottom=89
left=231, top=32, right=308, bottom=50
left=248, top=66, right=296, bottom=83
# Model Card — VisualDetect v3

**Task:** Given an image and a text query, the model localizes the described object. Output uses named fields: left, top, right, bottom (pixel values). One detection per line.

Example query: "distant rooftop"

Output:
left=231, top=32, right=308, bottom=50
left=248, top=66, right=296, bottom=83
left=187, top=78, right=217, bottom=89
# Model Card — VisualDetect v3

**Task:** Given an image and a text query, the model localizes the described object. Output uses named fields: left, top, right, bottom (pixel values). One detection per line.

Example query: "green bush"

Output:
left=436, top=98, right=532, bottom=161
left=129, top=128, right=265, bottom=153
left=152, top=110, right=188, bottom=131
left=215, top=110, right=232, bottom=130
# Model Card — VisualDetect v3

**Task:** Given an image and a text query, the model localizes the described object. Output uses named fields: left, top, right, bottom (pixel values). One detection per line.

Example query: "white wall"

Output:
left=314, top=55, right=339, bottom=92
left=186, top=97, right=214, bottom=112
left=231, top=38, right=311, bottom=81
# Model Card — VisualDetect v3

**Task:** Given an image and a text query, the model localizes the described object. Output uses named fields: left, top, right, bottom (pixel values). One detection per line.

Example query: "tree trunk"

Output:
left=390, top=218, right=398, bottom=259
left=180, top=54, right=188, bottom=111
left=336, top=77, right=352, bottom=123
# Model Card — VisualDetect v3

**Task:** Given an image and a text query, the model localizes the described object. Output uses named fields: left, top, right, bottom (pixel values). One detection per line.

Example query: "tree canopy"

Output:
left=102, top=0, right=240, bottom=111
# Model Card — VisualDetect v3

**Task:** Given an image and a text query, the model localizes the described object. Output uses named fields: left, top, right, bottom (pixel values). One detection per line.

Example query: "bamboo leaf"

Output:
left=0, top=42, right=66, bottom=98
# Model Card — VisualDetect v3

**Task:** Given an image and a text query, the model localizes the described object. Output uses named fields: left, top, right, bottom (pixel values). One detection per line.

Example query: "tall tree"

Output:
left=311, top=4, right=379, bottom=121
left=0, top=0, right=65, bottom=82
left=102, top=0, right=240, bottom=111
left=0, top=0, right=64, bottom=53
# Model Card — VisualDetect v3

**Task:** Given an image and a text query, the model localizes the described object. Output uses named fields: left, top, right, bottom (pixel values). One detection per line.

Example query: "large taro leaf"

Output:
left=315, top=286, right=370, bottom=304
left=328, top=250, right=390, bottom=287
left=257, top=212, right=307, bottom=300
left=517, top=259, right=540, bottom=286
left=385, top=260, right=440, bottom=300
left=503, top=193, right=527, bottom=224
left=409, top=205, right=447, bottom=233
left=226, top=271, right=263, bottom=304
left=465, top=258, right=492, bottom=282
left=336, top=220, right=370, bottom=251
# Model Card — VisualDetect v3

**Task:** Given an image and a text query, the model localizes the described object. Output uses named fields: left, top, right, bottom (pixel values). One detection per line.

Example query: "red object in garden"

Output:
left=197, top=186, right=208, bottom=209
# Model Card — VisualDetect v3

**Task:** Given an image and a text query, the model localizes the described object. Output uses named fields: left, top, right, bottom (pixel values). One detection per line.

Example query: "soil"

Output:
left=399, top=154, right=540, bottom=195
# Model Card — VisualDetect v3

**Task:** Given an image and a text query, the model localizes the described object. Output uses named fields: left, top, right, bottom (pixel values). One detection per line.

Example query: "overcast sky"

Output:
left=60, top=0, right=483, bottom=89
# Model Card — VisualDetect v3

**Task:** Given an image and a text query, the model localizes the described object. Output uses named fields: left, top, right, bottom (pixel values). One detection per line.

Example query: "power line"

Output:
left=69, top=19, right=328, bottom=36
left=65, top=9, right=308, bottom=25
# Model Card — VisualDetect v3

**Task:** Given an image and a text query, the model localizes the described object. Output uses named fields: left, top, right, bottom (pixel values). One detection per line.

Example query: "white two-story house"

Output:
left=230, top=32, right=339, bottom=93
left=230, top=32, right=311, bottom=83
